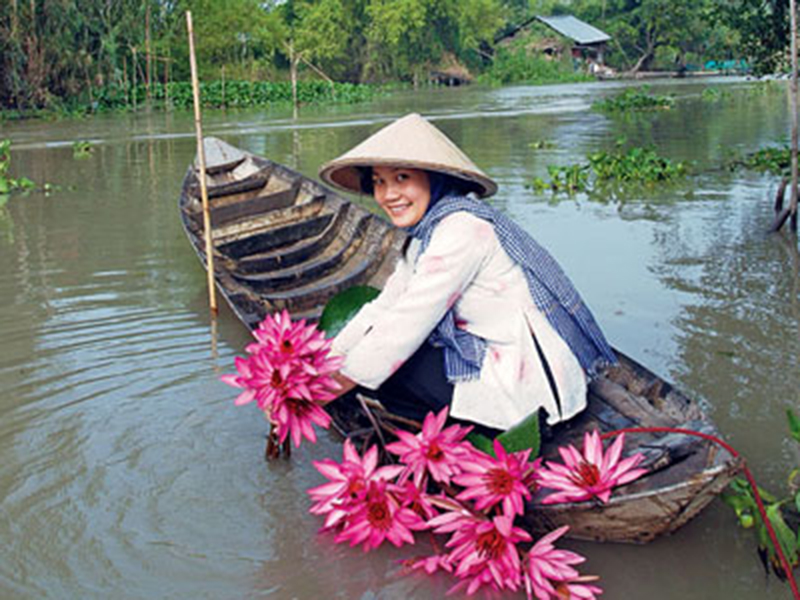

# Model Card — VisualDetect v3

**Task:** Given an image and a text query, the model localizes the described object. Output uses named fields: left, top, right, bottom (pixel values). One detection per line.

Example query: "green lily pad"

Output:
left=467, top=410, right=541, bottom=458
left=318, top=285, right=380, bottom=337
left=496, top=410, right=541, bottom=457
left=466, top=431, right=495, bottom=455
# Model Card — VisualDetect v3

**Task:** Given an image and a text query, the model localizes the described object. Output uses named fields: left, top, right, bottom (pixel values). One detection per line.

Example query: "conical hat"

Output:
left=319, top=113, right=497, bottom=198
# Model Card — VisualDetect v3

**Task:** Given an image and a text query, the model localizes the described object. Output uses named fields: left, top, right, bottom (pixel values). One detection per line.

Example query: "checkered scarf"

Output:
left=408, top=195, right=617, bottom=382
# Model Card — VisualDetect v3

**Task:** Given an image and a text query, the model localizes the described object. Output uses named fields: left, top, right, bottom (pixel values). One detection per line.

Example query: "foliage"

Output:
left=530, top=142, right=687, bottom=196
left=711, top=0, right=788, bottom=75
left=588, top=143, right=687, bottom=183
left=593, top=87, right=674, bottom=112
left=72, top=140, right=94, bottom=159
left=529, top=139, right=556, bottom=150
left=572, top=0, right=736, bottom=73
left=468, top=409, right=542, bottom=458
left=721, top=409, right=800, bottom=579
left=531, top=164, right=591, bottom=194
left=93, top=79, right=379, bottom=112
left=0, top=140, right=35, bottom=194
left=700, top=87, right=728, bottom=102
left=478, top=36, right=591, bottom=86
left=740, top=146, right=791, bottom=177
left=319, top=285, right=381, bottom=337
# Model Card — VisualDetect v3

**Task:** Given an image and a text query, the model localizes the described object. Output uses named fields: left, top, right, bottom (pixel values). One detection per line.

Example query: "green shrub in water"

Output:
left=593, top=86, right=675, bottom=112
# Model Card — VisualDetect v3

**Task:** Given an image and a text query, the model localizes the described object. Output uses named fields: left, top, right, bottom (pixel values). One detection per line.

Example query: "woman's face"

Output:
left=371, top=166, right=431, bottom=228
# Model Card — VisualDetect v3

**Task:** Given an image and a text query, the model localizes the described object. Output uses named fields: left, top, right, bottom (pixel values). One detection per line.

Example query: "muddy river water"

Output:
left=1, top=77, right=798, bottom=598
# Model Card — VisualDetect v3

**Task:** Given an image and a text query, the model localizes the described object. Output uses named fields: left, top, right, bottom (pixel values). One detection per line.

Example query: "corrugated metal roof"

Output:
left=535, top=15, right=611, bottom=45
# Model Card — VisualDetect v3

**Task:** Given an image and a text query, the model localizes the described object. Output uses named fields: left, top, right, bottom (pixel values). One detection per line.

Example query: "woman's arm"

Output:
left=340, top=213, right=493, bottom=389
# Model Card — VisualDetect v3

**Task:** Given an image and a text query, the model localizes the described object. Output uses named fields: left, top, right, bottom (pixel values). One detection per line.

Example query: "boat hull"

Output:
left=179, top=137, right=740, bottom=544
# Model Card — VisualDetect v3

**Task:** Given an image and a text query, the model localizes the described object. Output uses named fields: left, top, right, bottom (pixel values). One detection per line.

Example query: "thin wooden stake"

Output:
left=186, top=11, right=218, bottom=314
left=790, top=0, right=799, bottom=232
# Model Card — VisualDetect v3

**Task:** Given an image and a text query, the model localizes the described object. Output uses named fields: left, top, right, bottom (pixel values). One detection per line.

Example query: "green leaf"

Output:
left=466, top=431, right=496, bottom=456
left=795, top=490, right=800, bottom=515
left=787, top=408, right=800, bottom=444
left=17, top=177, right=34, bottom=190
left=0, top=178, right=8, bottom=194
left=318, top=285, right=381, bottom=337
left=495, top=410, right=541, bottom=457
left=765, top=503, right=799, bottom=562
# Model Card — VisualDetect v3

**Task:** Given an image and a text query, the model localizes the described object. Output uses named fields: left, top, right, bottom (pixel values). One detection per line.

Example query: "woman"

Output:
left=318, top=113, right=616, bottom=434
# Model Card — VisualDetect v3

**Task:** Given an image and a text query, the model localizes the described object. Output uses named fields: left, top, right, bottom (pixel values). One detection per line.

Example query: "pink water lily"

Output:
left=308, top=440, right=403, bottom=529
left=524, top=525, right=595, bottom=600
left=334, top=479, right=427, bottom=551
left=429, top=509, right=531, bottom=595
left=454, top=439, right=540, bottom=516
left=537, top=431, right=647, bottom=505
left=385, top=407, right=473, bottom=488
left=222, top=310, right=342, bottom=449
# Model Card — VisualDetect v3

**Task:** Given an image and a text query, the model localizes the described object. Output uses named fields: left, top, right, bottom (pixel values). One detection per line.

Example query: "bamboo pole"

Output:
left=145, top=3, right=152, bottom=103
left=791, top=0, right=799, bottom=232
left=186, top=11, right=218, bottom=314
left=131, top=47, right=138, bottom=112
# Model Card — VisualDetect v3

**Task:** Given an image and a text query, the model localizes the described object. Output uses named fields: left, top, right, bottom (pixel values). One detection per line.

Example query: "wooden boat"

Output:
left=180, top=138, right=740, bottom=544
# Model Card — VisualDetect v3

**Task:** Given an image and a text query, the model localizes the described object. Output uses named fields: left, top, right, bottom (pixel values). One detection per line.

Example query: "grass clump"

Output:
left=593, top=86, right=674, bottom=112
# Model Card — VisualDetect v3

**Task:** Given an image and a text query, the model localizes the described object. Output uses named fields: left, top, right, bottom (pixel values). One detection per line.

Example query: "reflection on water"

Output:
left=0, top=78, right=798, bottom=599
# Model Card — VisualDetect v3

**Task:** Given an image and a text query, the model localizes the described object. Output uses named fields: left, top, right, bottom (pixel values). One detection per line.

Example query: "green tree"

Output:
left=711, top=0, right=788, bottom=75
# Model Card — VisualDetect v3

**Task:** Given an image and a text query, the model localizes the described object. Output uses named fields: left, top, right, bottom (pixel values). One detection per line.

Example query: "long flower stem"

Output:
left=600, top=426, right=799, bottom=600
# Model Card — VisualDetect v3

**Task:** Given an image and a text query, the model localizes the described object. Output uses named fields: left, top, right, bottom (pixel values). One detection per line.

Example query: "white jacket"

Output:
left=332, top=212, right=586, bottom=431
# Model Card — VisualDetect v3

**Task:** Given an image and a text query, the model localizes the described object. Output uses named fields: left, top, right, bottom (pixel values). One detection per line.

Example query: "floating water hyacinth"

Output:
left=221, top=310, right=342, bottom=449
left=537, top=430, right=647, bottom=505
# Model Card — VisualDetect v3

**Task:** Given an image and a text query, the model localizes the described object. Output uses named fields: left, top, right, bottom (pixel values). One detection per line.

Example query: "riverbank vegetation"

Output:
left=0, top=0, right=791, bottom=118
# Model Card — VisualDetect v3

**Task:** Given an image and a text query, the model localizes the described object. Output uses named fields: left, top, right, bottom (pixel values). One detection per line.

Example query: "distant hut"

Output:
left=535, top=15, right=611, bottom=69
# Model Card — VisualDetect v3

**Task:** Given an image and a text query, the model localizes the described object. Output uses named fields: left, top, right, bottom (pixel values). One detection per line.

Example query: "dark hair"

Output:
left=357, top=167, right=374, bottom=195
left=356, top=166, right=478, bottom=200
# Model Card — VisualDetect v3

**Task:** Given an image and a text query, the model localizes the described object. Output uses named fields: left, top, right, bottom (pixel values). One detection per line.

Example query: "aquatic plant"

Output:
left=303, top=416, right=650, bottom=596
left=530, top=164, right=591, bottom=194
left=721, top=409, right=800, bottom=579
left=593, top=87, right=675, bottom=112
left=529, top=140, right=557, bottom=150
left=537, top=430, right=647, bottom=504
left=0, top=140, right=35, bottom=194
left=385, top=407, right=474, bottom=487
left=72, top=140, right=94, bottom=159
left=588, top=144, right=687, bottom=183
left=700, top=87, right=730, bottom=102
left=454, top=438, right=539, bottom=516
left=740, top=145, right=791, bottom=176
left=221, top=310, right=342, bottom=449
left=530, top=143, right=686, bottom=197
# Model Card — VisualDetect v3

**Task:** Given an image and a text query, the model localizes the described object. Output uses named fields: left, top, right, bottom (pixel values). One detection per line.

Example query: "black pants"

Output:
left=354, top=342, right=502, bottom=438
